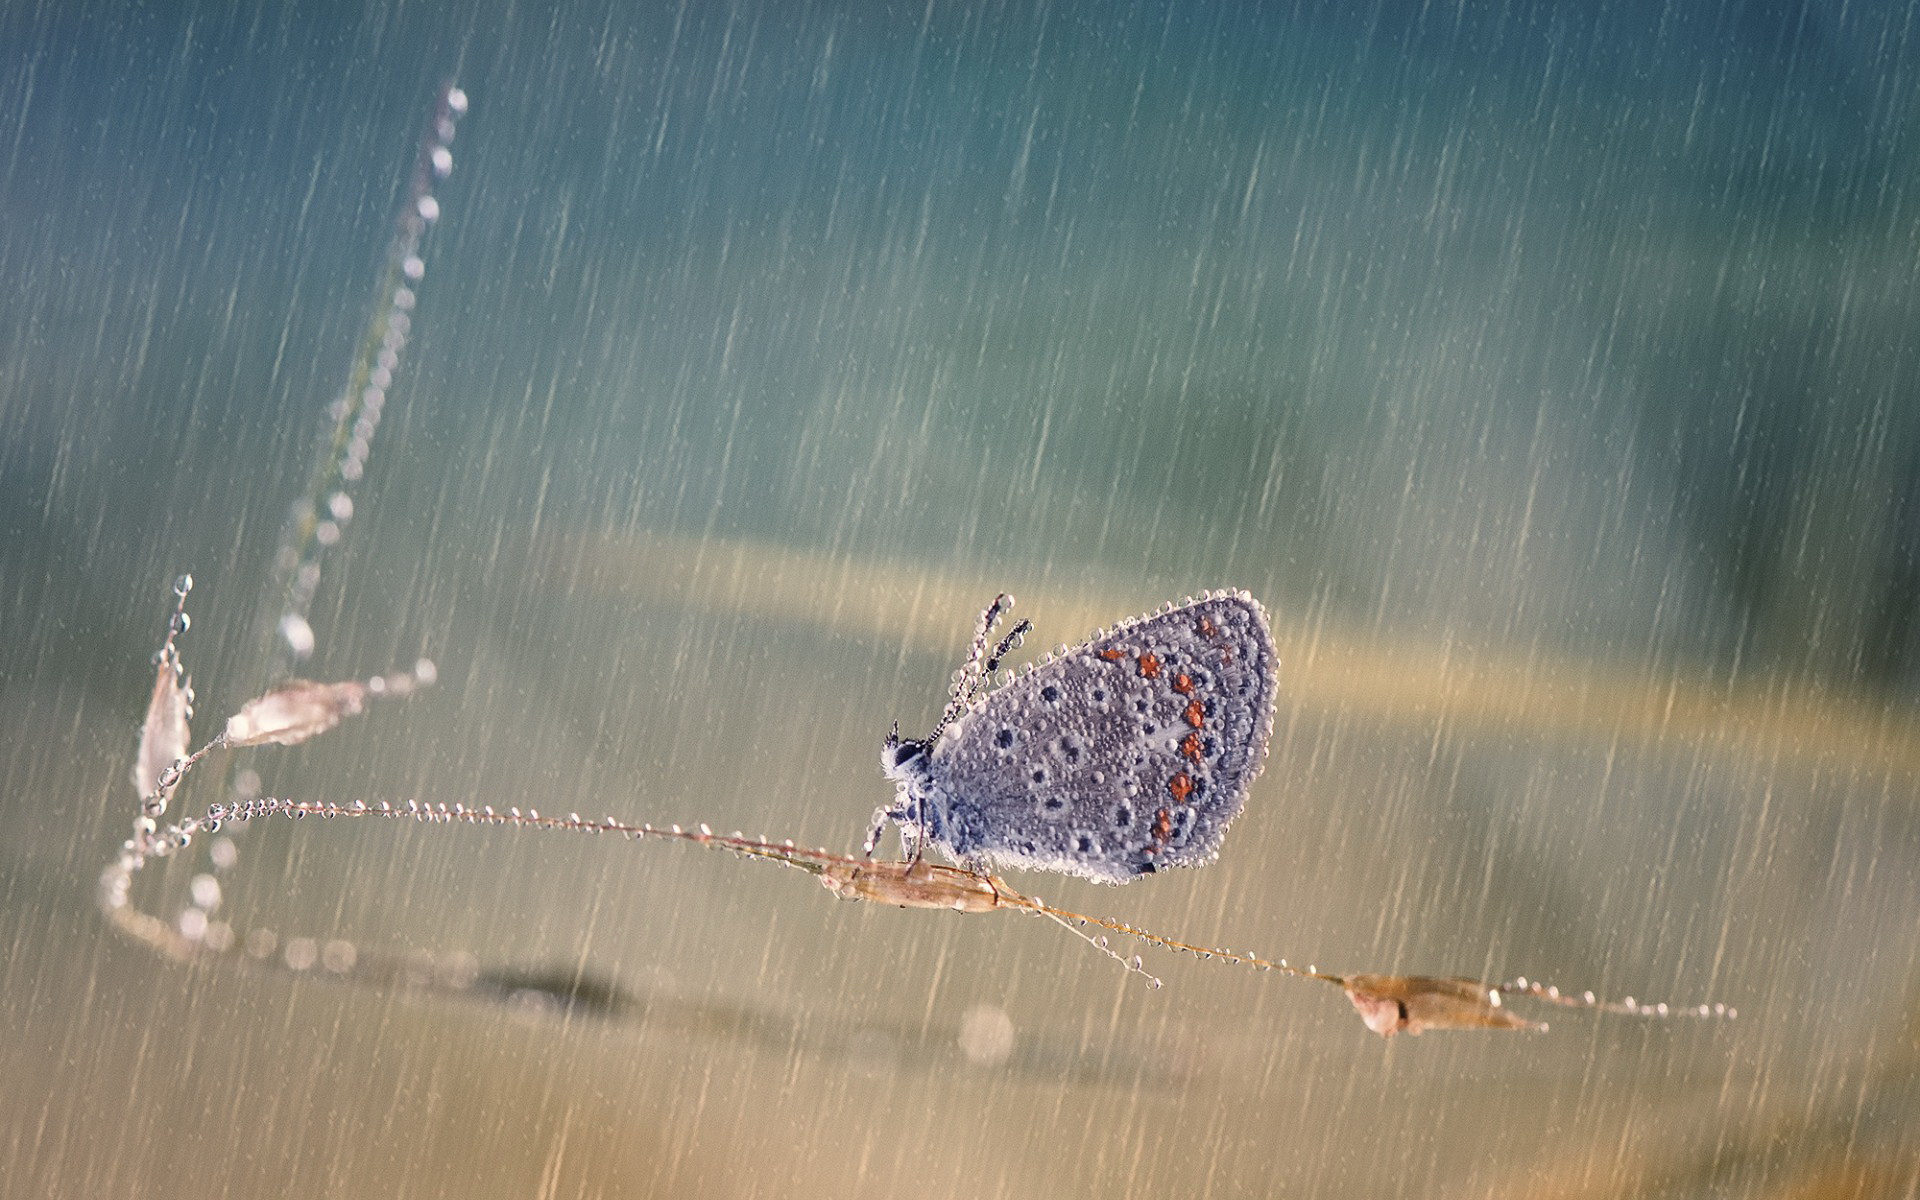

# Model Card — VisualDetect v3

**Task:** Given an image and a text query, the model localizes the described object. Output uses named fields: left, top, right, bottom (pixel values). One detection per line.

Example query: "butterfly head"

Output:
left=881, top=721, right=931, bottom=783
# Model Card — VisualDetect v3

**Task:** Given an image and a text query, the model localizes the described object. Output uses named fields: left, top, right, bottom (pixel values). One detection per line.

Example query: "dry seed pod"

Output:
left=224, top=679, right=369, bottom=748
left=133, top=659, right=192, bottom=799
left=1342, top=974, right=1547, bottom=1037
left=818, top=858, right=1007, bottom=913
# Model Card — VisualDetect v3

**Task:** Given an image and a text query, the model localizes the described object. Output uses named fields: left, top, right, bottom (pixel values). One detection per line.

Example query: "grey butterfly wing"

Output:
left=924, top=593, right=1278, bottom=883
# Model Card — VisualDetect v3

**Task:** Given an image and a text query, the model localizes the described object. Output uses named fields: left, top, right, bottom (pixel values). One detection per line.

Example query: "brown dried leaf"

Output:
left=224, top=679, right=369, bottom=748
left=133, top=660, right=191, bottom=798
left=1343, top=974, right=1546, bottom=1038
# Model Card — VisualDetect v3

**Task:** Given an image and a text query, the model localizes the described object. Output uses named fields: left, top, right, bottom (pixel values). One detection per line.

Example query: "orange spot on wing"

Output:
left=1137, top=653, right=1161, bottom=678
left=1099, top=648, right=1126, bottom=662
left=1184, top=699, right=1205, bottom=728
left=1151, top=807, right=1175, bottom=844
left=1180, top=732, right=1204, bottom=761
left=1172, top=672, right=1195, bottom=694
left=1168, top=773, right=1195, bottom=803
left=1198, top=615, right=1219, bottom=638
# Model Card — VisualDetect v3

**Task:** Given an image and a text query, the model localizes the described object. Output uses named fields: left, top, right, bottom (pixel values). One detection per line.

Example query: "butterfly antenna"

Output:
left=928, top=593, right=1019, bottom=744
left=956, top=592, right=1014, bottom=699
left=981, top=618, right=1032, bottom=679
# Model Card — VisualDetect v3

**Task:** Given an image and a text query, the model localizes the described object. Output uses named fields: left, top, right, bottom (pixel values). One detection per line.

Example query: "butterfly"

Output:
left=873, top=592, right=1278, bottom=884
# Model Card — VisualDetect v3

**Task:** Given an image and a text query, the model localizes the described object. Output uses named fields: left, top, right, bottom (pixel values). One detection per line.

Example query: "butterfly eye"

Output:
left=889, top=739, right=927, bottom=769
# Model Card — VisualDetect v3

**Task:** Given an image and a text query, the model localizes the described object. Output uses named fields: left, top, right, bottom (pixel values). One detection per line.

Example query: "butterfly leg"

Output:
left=864, top=800, right=927, bottom=863
left=900, top=793, right=928, bottom=867
left=903, top=811, right=926, bottom=868
left=863, top=806, right=892, bottom=859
